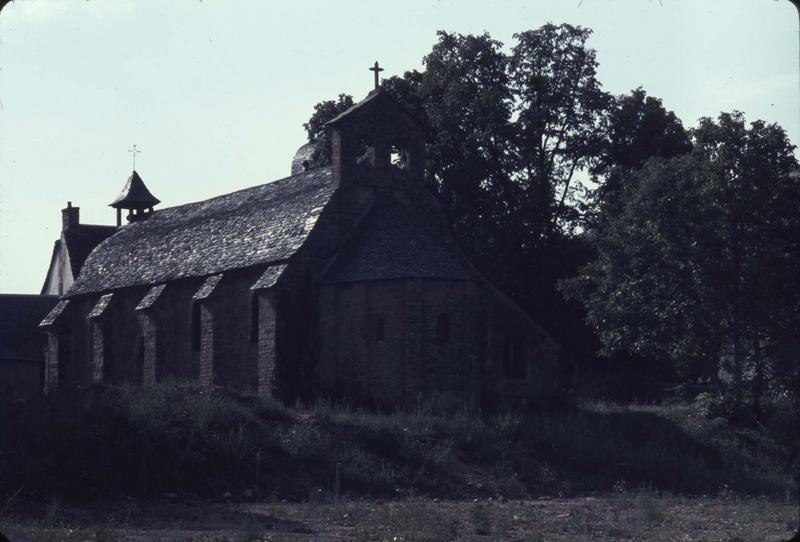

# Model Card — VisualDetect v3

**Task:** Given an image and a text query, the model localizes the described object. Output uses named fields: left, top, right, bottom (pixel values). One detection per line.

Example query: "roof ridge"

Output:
left=68, top=166, right=338, bottom=296
left=327, top=87, right=422, bottom=127
left=320, top=194, right=479, bottom=284
left=149, top=166, right=334, bottom=216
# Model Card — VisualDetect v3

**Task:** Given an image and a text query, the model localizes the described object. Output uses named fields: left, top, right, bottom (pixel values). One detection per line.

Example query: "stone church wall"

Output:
left=52, top=268, right=269, bottom=392
left=158, top=280, right=201, bottom=382
left=100, top=287, right=148, bottom=385
left=267, top=182, right=381, bottom=401
left=51, top=298, right=91, bottom=388
left=483, top=290, right=560, bottom=403
left=210, top=267, right=263, bottom=393
left=416, top=280, right=481, bottom=400
left=318, top=278, right=481, bottom=406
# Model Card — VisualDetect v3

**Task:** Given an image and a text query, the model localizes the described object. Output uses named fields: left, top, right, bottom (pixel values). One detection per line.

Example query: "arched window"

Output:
left=436, top=313, right=450, bottom=344
left=250, top=294, right=259, bottom=343
left=375, top=316, right=385, bottom=342
left=190, top=303, right=201, bottom=352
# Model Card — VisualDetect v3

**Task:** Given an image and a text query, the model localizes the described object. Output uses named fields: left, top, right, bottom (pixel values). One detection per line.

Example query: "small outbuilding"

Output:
left=0, top=294, right=59, bottom=399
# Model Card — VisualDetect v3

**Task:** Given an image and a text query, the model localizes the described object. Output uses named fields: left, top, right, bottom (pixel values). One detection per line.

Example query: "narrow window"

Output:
left=250, top=294, right=259, bottom=343
left=190, top=303, right=201, bottom=352
left=436, top=313, right=450, bottom=344
left=375, top=317, right=385, bottom=342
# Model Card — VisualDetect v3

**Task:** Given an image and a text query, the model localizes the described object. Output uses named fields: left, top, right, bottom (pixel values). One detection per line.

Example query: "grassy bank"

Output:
left=1, top=496, right=797, bottom=542
left=0, top=384, right=794, bottom=504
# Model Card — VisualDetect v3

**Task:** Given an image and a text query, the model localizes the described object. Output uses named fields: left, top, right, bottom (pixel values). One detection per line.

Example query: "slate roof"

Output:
left=68, top=167, right=335, bottom=296
left=63, top=225, right=118, bottom=276
left=135, top=285, right=166, bottom=311
left=322, top=196, right=479, bottom=283
left=193, top=274, right=223, bottom=300
left=251, top=264, right=287, bottom=290
left=40, top=299, right=69, bottom=328
left=88, top=293, right=114, bottom=319
left=327, top=87, right=420, bottom=127
left=0, top=294, right=59, bottom=361
left=110, top=170, right=161, bottom=209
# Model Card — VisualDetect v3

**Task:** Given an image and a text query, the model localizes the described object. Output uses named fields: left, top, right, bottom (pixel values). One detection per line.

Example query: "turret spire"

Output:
left=109, top=170, right=160, bottom=226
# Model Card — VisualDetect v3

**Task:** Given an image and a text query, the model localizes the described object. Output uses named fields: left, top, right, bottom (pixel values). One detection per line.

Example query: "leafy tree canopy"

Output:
left=302, top=24, right=694, bottom=363
left=563, top=112, right=800, bottom=396
left=589, top=88, right=693, bottom=228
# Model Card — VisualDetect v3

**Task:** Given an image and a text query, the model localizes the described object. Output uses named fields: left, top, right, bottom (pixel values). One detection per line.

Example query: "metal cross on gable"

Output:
left=128, top=144, right=141, bottom=170
left=369, top=61, right=384, bottom=89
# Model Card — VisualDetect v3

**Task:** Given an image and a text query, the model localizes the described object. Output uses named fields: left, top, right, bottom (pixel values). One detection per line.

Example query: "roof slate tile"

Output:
left=135, top=284, right=166, bottom=311
left=251, top=264, right=287, bottom=290
left=39, top=299, right=70, bottom=328
left=194, top=274, right=223, bottom=300
left=69, top=167, right=335, bottom=296
left=88, top=293, right=114, bottom=319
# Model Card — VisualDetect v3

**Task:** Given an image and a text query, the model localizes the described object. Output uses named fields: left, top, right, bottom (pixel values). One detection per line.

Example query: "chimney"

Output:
left=61, top=201, right=80, bottom=231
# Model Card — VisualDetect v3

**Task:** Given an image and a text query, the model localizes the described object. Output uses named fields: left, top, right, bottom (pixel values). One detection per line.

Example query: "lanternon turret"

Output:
left=109, top=170, right=160, bottom=226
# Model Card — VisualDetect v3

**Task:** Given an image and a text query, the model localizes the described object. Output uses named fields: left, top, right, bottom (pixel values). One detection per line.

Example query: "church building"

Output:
left=39, top=84, right=558, bottom=406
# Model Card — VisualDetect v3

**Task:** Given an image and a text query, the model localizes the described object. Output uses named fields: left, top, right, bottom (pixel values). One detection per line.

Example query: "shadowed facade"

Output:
left=40, top=88, right=558, bottom=406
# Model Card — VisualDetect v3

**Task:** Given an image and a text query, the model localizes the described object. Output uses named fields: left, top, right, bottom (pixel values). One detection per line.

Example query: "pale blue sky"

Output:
left=0, top=0, right=797, bottom=293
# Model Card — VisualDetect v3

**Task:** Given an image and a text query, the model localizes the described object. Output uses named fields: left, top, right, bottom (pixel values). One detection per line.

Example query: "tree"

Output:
left=303, top=93, right=354, bottom=167
left=563, top=112, right=800, bottom=407
left=589, top=88, right=693, bottom=229
left=303, top=25, right=610, bottom=360
left=509, top=24, right=610, bottom=234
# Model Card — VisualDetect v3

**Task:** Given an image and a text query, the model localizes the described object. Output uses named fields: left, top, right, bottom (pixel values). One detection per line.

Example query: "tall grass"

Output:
left=0, top=386, right=793, bottom=503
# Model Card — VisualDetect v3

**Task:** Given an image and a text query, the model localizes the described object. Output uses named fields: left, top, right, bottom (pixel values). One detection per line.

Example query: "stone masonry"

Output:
left=39, top=86, right=559, bottom=406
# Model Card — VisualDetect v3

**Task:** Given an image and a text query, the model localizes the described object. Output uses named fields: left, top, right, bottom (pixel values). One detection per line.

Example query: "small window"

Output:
left=375, top=317, right=385, bottom=342
left=250, top=294, right=259, bottom=343
left=190, top=303, right=202, bottom=352
left=502, top=335, right=525, bottom=379
left=436, top=313, right=450, bottom=344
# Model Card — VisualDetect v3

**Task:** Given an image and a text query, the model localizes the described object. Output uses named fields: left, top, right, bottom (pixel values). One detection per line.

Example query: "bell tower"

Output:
left=109, top=170, right=161, bottom=226
left=326, top=64, right=425, bottom=186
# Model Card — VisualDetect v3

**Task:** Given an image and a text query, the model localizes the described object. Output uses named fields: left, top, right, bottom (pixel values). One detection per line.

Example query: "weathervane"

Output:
left=128, top=144, right=141, bottom=170
left=369, top=61, right=384, bottom=89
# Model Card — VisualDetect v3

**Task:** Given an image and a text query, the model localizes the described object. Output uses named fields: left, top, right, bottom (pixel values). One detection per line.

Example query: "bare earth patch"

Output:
left=1, top=495, right=797, bottom=541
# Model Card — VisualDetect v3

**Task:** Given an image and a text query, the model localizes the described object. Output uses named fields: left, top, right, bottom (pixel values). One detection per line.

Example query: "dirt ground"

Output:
left=1, top=495, right=797, bottom=541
